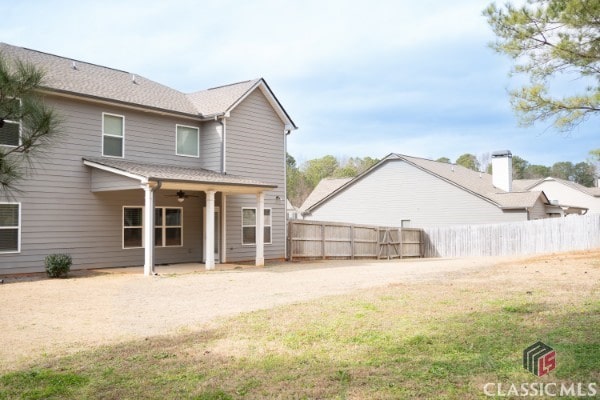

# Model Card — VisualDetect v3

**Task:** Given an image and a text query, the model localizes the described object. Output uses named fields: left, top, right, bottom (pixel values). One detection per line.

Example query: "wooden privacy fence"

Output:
left=423, top=213, right=600, bottom=258
left=288, top=220, right=423, bottom=260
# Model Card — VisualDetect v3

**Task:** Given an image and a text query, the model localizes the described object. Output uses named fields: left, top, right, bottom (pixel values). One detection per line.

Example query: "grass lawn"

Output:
left=1, top=252, right=599, bottom=399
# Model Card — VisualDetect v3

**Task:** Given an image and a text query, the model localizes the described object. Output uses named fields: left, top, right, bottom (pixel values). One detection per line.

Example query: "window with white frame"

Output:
left=155, top=207, right=183, bottom=247
left=123, top=207, right=183, bottom=249
left=242, top=208, right=272, bottom=245
left=0, top=98, right=22, bottom=147
left=103, top=113, right=124, bottom=157
left=176, top=125, right=199, bottom=157
left=123, top=207, right=143, bottom=248
left=0, top=203, right=20, bottom=253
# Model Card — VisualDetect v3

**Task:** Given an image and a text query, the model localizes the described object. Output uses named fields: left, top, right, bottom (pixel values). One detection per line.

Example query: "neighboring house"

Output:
left=0, top=43, right=297, bottom=275
left=301, top=152, right=564, bottom=228
left=514, top=177, right=600, bottom=215
left=286, top=199, right=299, bottom=220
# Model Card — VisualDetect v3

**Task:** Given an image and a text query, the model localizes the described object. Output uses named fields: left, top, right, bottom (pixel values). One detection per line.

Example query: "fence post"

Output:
left=288, top=221, right=293, bottom=262
left=321, top=224, right=326, bottom=260
left=350, top=225, right=355, bottom=260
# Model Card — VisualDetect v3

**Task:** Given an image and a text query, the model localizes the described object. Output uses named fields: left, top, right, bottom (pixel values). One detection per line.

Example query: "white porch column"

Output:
left=256, top=192, right=265, bottom=267
left=205, top=190, right=216, bottom=270
left=143, top=185, right=155, bottom=276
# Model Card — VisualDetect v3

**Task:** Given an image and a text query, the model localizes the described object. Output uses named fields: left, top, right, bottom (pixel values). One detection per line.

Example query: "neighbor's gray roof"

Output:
left=512, top=179, right=541, bottom=191
left=386, top=154, right=542, bottom=208
left=300, top=178, right=352, bottom=212
left=515, top=177, right=600, bottom=197
left=304, top=154, right=547, bottom=213
left=393, top=154, right=546, bottom=209
left=83, top=157, right=276, bottom=189
left=0, top=43, right=295, bottom=125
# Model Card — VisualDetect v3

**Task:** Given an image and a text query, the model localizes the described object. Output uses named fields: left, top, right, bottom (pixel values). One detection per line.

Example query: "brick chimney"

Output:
left=491, top=150, right=512, bottom=192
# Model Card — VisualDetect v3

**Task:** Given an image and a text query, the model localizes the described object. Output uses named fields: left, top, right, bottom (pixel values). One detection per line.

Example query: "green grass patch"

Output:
left=1, top=265, right=598, bottom=399
left=0, top=369, right=88, bottom=399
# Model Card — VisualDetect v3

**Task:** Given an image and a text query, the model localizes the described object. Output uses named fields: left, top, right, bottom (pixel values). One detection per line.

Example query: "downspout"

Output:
left=284, top=128, right=291, bottom=259
left=217, top=113, right=229, bottom=174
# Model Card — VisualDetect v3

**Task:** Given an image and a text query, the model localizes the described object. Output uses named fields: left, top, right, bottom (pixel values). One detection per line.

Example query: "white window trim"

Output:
left=241, top=207, right=272, bottom=246
left=123, top=206, right=144, bottom=249
left=0, top=202, right=21, bottom=254
left=122, top=206, right=184, bottom=249
left=175, top=124, right=200, bottom=158
left=102, top=112, right=125, bottom=158
left=0, top=98, right=22, bottom=148
left=155, top=207, right=184, bottom=247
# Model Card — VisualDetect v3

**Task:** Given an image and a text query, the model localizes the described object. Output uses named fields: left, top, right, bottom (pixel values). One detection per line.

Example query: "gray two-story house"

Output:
left=0, top=43, right=297, bottom=275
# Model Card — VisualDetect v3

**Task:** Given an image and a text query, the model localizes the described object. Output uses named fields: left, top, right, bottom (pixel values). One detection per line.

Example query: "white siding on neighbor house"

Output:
left=224, top=89, right=286, bottom=262
left=0, top=96, right=217, bottom=273
left=305, top=160, right=528, bottom=228
left=531, top=181, right=600, bottom=214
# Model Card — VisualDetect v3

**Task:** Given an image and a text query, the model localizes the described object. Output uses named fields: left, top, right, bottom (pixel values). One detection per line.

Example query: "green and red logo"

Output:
left=523, top=341, right=556, bottom=377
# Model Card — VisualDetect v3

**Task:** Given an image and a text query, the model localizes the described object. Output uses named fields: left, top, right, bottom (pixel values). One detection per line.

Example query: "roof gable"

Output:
left=523, top=177, right=600, bottom=197
left=186, top=78, right=297, bottom=128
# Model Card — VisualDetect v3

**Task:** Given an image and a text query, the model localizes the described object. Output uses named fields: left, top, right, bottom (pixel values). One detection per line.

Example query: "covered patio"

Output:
left=83, top=157, right=276, bottom=276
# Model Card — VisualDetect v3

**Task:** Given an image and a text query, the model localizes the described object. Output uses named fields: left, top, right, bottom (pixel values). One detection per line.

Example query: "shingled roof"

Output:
left=392, top=154, right=547, bottom=209
left=304, top=153, right=548, bottom=214
left=0, top=42, right=296, bottom=127
left=187, top=79, right=261, bottom=117
left=83, top=157, right=276, bottom=189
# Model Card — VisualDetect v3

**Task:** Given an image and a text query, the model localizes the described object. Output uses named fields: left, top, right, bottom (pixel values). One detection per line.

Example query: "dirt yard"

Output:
left=1, top=251, right=599, bottom=372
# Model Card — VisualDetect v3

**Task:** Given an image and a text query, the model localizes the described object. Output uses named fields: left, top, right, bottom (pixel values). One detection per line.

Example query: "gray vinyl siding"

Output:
left=200, top=120, right=223, bottom=172
left=90, top=169, right=140, bottom=191
left=0, top=96, right=214, bottom=273
left=305, top=160, right=528, bottom=228
left=224, top=90, right=286, bottom=262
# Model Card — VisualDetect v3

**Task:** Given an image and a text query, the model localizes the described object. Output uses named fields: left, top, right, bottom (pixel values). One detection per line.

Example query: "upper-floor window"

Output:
left=0, top=99, right=22, bottom=147
left=102, top=113, right=124, bottom=157
left=176, top=125, right=199, bottom=157
left=0, top=203, right=20, bottom=253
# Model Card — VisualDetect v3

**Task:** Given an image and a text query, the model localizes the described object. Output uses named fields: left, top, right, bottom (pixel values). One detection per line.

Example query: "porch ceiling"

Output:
left=83, top=157, right=277, bottom=194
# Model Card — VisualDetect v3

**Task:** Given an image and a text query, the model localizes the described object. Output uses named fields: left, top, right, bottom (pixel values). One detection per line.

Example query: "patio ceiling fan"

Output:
left=167, top=190, right=199, bottom=203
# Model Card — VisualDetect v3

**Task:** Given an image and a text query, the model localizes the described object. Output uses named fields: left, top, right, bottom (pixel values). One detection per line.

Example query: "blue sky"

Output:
left=1, top=0, right=597, bottom=167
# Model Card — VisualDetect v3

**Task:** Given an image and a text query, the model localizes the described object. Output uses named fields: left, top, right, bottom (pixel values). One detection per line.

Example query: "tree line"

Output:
left=286, top=154, right=379, bottom=207
left=445, top=151, right=599, bottom=187
left=287, top=150, right=600, bottom=207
